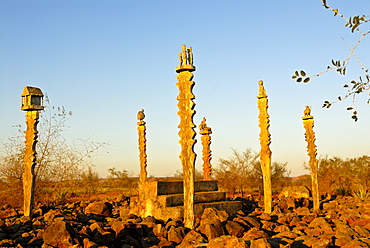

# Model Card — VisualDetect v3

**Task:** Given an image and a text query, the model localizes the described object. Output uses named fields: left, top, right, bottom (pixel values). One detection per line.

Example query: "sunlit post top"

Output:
left=175, top=44, right=196, bottom=73
left=21, top=86, right=44, bottom=111
left=302, top=106, right=313, bottom=120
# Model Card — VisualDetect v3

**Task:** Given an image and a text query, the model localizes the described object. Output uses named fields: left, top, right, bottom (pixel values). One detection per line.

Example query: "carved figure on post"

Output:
left=137, top=109, right=148, bottom=182
left=199, top=117, right=212, bottom=181
left=176, top=44, right=195, bottom=73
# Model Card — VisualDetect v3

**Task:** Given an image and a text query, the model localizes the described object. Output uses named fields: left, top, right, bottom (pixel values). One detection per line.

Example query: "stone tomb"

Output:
left=129, top=180, right=242, bottom=221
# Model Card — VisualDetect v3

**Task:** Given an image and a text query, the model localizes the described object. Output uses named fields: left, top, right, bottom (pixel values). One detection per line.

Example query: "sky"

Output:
left=1, top=0, right=370, bottom=178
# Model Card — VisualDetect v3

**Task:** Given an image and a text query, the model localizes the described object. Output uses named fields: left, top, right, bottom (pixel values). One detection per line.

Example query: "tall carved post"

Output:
left=302, top=106, right=320, bottom=211
left=21, top=86, right=44, bottom=217
left=199, top=117, right=212, bottom=181
left=137, top=109, right=147, bottom=182
left=257, top=80, right=272, bottom=214
left=24, top=111, right=39, bottom=217
left=176, top=44, right=197, bottom=229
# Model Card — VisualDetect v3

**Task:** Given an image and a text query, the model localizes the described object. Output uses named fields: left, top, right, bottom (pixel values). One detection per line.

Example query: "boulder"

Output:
left=167, top=225, right=185, bottom=243
left=85, top=202, right=113, bottom=217
left=250, top=237, right=272, bottom=248
left=207, top=235, right=248, bottom=248
left=197, top=219, right=225, bottom=241
left=201, top=208, right=229, bottom=223
left=225, top=220, right=245, bottom=238
left=177, top=230, right=206, bottom=248
left=42, top=220, right=79, bottom=248
left=242, top=227, right=268, bottom=241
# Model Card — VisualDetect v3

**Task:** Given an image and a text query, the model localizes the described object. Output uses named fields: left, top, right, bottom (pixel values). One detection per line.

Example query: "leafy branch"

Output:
left=293, top=0, right=369, bottom=121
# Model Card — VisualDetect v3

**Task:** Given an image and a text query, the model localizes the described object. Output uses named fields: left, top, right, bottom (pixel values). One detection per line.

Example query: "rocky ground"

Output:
left=0, top=195, right=370, bottom=247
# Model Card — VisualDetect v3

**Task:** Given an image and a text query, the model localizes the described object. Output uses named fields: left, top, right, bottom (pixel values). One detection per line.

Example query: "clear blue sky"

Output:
left=1, top=0, right=369, bottom=177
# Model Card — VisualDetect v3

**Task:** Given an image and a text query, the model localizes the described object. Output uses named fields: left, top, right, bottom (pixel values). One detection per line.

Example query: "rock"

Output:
left=225, top=220, right=245, bottom=238
left=111, top=221, right=143, bottom=240
left=308, top=217, right=333, bottom=231
left=236, top=216, right=261, bottom=229
left=42, top=220, right=79, bottom=248
left=201, top=208, right=229, bottom=223
left=89, top=222, right=114, bottom=244
left=208, top=235, right=247, bottom=248
left=341, top=239, right=370, bottom=248
left=197, top=219, right=225, bottom=241
left=83, top=238, right=100, bottom=248
left=0, top=208, right=18, bottom=218
left=140, top=236, right=160, bottom=248
left=177, top=230, right=206, bottom=248
left=250, top=237, right=272, bottom=248
left=167, top=225, right=185, bottom=243
left=353, top=224, right=370, bottom=237
left=242, top=227, right=269, bottom=241
left=294, top=207, right=311, bottom=216
left=85, top=202, right=113, bottom=217
left=123, top=234, right=141, bottom=248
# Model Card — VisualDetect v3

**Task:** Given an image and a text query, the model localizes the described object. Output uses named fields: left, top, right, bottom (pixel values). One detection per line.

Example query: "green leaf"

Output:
left=303, top=77, right=310, bottom=83
left=300, top=70, right=306, bottom=76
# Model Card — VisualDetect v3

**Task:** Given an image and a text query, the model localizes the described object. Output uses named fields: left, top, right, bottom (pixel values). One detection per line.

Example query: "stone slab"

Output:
left=157, top=180, right=218, bottom=195
left=158, top=191, right=226, bottom=207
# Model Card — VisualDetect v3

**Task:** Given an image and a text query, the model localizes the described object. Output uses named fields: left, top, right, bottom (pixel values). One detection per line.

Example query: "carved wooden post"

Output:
left=137, top=109, right=147, bottom=182
left=23, top=111, right=39, bottom=217
left=199, top=117, right=212, bottom=181
left=21, top=86, right=44, bottom=217
left=176, top=44, right=197, bottom=229
left=257, top=80, right=272, bottom=214
left=302, top=106, right=320, bottom=211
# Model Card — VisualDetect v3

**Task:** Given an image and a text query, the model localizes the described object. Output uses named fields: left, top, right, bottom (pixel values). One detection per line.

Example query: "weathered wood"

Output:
left=137, top=109, right=148, bottom=182
left=23, top=110, right=39, bottom=217
left=302, top=106, right=320, bottom=211
left=257, top=80, right=272, bottom=214
left=199, top=117, right=212, bottom=181
left=176, top=44, right=197, bottom=229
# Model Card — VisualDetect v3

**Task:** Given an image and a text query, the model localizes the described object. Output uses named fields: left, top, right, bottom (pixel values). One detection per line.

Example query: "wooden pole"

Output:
left=257, top=80, right=272, bottom=214
left=199, top=117, right=212, bottom=180
left=176, top=44, right=197, bottom=229
left=23, top=110, right=39, bottom=217
left=137, top=109, right=148, bottom=182
left=302, top=106, right=320, bottom=211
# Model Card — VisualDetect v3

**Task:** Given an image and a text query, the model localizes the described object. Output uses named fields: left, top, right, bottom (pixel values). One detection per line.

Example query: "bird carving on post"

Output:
left=137, top=109, right=145, bottom=121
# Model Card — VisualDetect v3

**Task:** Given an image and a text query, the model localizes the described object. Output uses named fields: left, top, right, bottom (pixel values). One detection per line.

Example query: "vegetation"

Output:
left=305, top=155, right=370, bottom=195
left=214, top=148, right=291, bottom=197
left=293, top=0, right=369, bottom=121
left=0, top=97, right=107, bottom=206
left=106, top=167, right=138, bottom=196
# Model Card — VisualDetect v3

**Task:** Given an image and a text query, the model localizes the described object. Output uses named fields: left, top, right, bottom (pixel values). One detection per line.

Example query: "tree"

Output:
left=311, top=155, right=370, bottom=195
left=293, top=0, right=369, bottom=121
left=214, top=148, right=291, bottom=197
left=215, top=148, right=259, bottom=197
left=0, top=96, right=106, bottom=205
